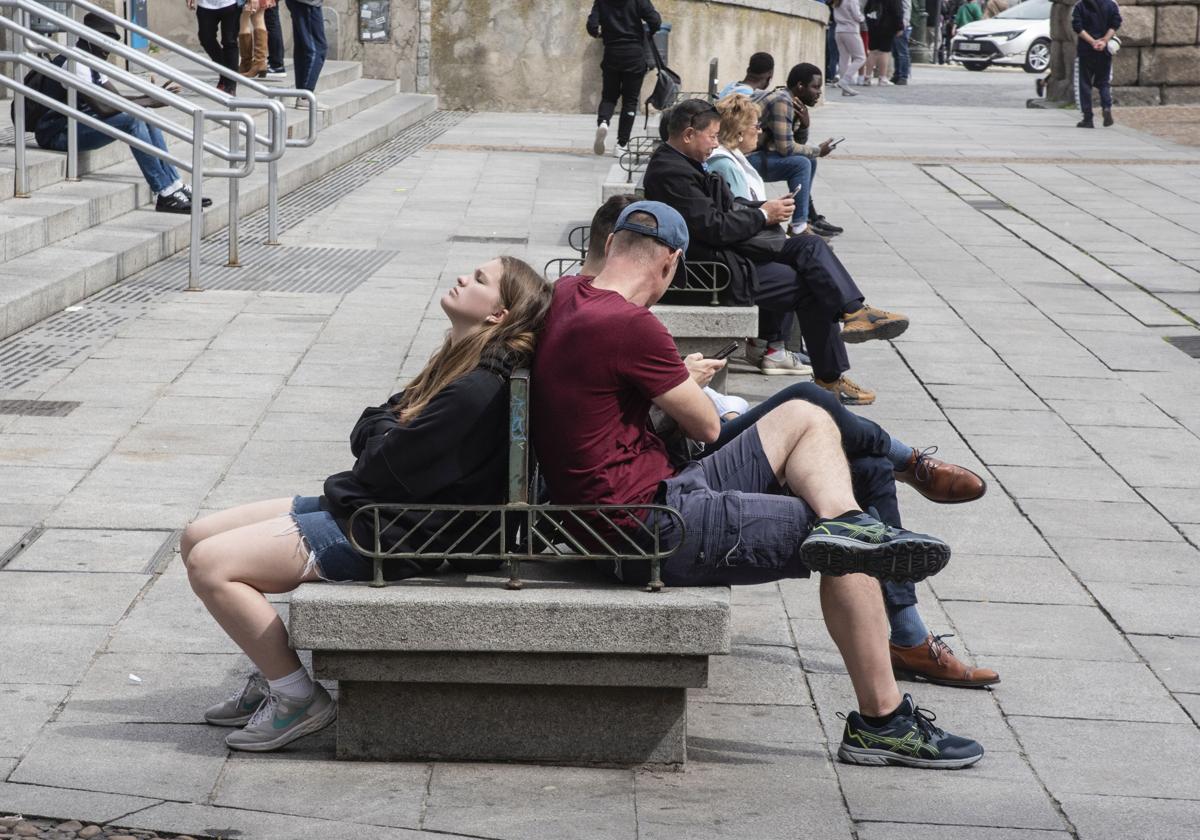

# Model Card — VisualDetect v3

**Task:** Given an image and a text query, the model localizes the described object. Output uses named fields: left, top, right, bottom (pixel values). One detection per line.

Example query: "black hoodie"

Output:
left=321, top=351, right=517, bottom=579
left=587, top=0, right=662, bottom=68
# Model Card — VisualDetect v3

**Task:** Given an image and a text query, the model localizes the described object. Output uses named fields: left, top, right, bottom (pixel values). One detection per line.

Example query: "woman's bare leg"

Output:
left=185, top=516, right=319, bottom=679
left=181, top=497, right=293, bottom=563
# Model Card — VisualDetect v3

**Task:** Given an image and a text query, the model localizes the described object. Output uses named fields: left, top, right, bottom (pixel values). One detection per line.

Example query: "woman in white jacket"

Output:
left=833, top=0, right=867, bottom=95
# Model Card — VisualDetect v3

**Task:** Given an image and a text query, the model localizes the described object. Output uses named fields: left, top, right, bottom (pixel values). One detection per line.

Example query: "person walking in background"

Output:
left=189, top=0, right=241, bottom=95
left=863, top=0, right=902, bottom=85
left=1072, top=0, right=1121, bottom=128
left=238, top=0, right=272, bottom=79
left=833, top=0, right=866, bottom=96
left=263, top=2, right=287, bottom=78
left=891, top=0, right=912, bottom=84
left=587, top=0, right=662, bottom=158
left=285, top=0, right=327, bottom=101
left=824, top=0, right=841, bottom=83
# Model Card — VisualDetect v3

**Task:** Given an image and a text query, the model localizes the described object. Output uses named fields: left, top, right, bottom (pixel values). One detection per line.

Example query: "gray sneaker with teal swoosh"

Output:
left=225, top=683, right=337, bottom=752
left=800, top=510, right=950, bottom=583
left=204, top=673, right=268, bottom=727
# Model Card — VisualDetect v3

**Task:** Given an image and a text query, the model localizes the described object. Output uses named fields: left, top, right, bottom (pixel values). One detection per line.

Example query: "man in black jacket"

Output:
left=1071, top=0, right=1121, bottom=128
left=643, top=99, right=910, bottom=405
left=587, top=0, right=661, bottom=158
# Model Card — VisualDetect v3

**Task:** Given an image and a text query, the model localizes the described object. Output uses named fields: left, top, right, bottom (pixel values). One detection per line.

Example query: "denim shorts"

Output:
left=290, top=496, right=374, bottom=582
left=650, top=425, right=816, bottom=587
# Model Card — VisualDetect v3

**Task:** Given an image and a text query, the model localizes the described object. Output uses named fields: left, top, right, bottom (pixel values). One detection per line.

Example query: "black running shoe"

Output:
left=180, top=184, right=212, bottom=207
left=839, top=694, right=984, bottom=769
left=155, top=191, right=193, bottom=214
left=811, top=216, right=844, bottom=236
left=800, top=510, right=950, bottom=582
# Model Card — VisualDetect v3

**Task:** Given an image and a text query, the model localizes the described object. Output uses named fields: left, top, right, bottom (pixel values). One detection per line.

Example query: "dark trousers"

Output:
left=196, top=3, right=241, bottom=91
left=598, top=51, right=645, bottom=146
left=709, top=382, right=916, bottom=607
left=1078, top=50, right=1112, bottom=119
left=285, top=0, right=327, bottom=91
left=264, top=4, right=285, bottom=70
left=753, top=235, right=863, bottom=381
left=825, top=25, right=840, bottom=80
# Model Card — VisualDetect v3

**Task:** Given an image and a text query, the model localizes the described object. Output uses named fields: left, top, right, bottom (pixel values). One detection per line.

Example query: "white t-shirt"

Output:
left=196, top=0, right=239, bottom=9
left=74, top=58, right=108, bottom=87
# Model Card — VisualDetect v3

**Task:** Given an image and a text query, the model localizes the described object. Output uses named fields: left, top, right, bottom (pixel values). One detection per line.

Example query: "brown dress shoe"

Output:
left=895, top=446, right=987, bottom=504
left=891, top=633, right=1000, bottom=688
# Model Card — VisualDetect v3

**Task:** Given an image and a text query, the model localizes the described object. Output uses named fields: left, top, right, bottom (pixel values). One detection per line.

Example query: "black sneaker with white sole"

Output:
left=155, top=191, right=193, bottom=214
left=839, top=694, right=984, bottom=769
left=800, top=510, right=950, bottom=582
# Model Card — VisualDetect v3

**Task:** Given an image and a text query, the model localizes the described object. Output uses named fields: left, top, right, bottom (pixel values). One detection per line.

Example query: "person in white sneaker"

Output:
left=587, top=0, right=662, bottom=156
left=182, top=257, right=552, bottom=751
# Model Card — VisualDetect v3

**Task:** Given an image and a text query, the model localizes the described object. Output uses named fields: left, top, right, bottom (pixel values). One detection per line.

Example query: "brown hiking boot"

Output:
left=841, top=304, right=910, bottom=343
left=891, top=634, right=1000, bottom=688
left=895, top=446, right=987, bottom=504
left=816, top=375, right=875, bottom=405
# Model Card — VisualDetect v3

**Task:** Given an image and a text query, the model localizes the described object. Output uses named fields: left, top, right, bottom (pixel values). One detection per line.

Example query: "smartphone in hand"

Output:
left=713, top=341, right=739, bottom=360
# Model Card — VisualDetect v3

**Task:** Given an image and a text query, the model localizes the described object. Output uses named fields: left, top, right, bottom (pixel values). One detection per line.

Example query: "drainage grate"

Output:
left=1166, top=335, right=1200, bottom=359
left=0, top=110, right=466, bottom=391
left=0, top=399, right=80, bottom=416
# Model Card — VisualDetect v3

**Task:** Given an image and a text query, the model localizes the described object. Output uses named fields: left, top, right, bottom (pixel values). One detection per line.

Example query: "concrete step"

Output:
left=0, top=60, right=363, bottom=201
left=0, top=69, right=398, bottom=267
left=0, top=91, right=437, bottom=341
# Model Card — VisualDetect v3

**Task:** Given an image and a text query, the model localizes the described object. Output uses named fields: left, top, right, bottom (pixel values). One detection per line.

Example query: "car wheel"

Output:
left=1024, top=38, right=1051, bottom=73
left=963, top=61, right=988, bottom=71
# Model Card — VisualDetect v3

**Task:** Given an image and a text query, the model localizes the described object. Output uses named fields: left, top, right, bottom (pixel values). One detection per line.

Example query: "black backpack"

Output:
left=9, top=55, right=70, bottom=133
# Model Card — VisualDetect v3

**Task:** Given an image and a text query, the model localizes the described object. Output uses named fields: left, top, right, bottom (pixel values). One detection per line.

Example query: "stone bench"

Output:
left=654, top=304, right=757, bottom=390
left=288, top=561, right=730, bottom=766
left=601, top=160, right=645, bottom=201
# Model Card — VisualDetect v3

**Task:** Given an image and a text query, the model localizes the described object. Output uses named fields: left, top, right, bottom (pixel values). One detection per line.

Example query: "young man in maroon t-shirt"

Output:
left=532, top=201, right=983, bottom=770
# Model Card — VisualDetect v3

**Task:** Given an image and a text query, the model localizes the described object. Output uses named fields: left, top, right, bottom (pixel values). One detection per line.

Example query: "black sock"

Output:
left=861, top=700, right=905, bottom=728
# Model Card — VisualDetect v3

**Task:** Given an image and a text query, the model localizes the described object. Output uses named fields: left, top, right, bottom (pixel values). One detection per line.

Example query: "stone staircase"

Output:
left=0, top=59, right=436, bottom=341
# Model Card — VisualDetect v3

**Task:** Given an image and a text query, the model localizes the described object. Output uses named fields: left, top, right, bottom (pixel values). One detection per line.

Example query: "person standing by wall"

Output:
left=891, top=0, right=912, bottom=84
left=833, top=0, right=866, bottom=96
left=1072, top=0, right=1121, bottom=128
left=587, top=0, right=662, bottom=158
left=189, top=0, right=241, bottom=94
left=285, top=0, right=327, bottom=101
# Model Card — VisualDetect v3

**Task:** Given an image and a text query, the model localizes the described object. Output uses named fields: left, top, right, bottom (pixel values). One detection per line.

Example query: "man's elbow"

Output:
left=694, top=417, right=721, bottom=445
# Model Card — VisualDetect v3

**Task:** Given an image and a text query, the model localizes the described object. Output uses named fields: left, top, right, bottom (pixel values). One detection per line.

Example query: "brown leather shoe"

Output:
left=894, top=446, right=987, bottom=504
left=891, top=634, right=1000, bottom=688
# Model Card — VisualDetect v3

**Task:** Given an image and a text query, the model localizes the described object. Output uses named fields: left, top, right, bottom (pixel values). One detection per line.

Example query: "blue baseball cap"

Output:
left=612, top=200, right=689, bottom=254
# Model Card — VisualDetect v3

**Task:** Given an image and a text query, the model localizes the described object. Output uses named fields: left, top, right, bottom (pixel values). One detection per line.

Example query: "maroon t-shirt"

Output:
left=531, top=275, right=689, bottom=508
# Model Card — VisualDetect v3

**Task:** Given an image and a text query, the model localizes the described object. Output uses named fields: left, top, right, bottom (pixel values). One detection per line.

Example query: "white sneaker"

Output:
left=704, top=387, right=749, bottom=418
left=614, top=142, right=628, bottom=159
left=593, top=122, right=608, bottom=155
left=879, top=78, right=894, bottom=86
left=839, top=78, right=859, bottom=97
left=760, top=347, right=814, bottom=376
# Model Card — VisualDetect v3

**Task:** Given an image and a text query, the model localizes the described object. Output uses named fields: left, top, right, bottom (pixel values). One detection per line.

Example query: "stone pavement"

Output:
left=3, top=67, right=1200, bottom=839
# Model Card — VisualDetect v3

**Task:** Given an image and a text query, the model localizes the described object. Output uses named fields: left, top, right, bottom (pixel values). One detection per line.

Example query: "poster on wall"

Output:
left=359, top=0, right=390, bottom=43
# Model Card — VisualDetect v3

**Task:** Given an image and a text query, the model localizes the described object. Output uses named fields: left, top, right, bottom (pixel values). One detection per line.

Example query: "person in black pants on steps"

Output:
left=587, top=0, right=661, bottom=158
left=190, top=0, right=241, bottom=95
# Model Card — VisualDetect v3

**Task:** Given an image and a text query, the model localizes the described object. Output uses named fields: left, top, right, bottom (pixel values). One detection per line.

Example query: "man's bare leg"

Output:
left=754, top=400, right=859, bottom=517
left=821, top=573, right=903, bottom=716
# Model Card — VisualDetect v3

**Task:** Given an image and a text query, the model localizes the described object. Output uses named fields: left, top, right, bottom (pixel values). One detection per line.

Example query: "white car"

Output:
left=951, top=0, right=1052, bottom=73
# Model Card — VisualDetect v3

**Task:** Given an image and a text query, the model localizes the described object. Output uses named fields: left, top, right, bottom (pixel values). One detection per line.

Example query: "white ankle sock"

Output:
left=268, top=667, right=314, bottom=700
left=160, top=179, right=184, bottom=198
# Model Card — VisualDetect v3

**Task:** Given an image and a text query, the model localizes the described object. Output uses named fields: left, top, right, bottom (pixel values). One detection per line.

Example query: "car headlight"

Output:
left=991, top=31, right=1024, bottom=41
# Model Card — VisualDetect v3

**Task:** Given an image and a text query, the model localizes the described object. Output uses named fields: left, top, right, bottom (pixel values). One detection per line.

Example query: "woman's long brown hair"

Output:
left=395, top=256, right=551, bottom=423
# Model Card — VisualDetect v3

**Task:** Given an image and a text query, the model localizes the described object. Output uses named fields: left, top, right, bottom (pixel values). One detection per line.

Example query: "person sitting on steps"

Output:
left=181, top=256, right=552, bottom=752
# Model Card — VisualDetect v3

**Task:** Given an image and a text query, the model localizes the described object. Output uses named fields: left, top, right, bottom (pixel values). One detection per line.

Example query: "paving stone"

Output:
left=121, top=802, right=422, bottom=840
left=928, top=553, right=1092, bottom=605
left=1017, top=498, right=1182, bottom=542
left=1138, top=486, right=1200, bottom=524
left=687, top=701, right=825, bottom=758
left=1074, top=425, right=1200, bottom=489
left=1086, top=581, right=1200, bottom=636
left=0, top=525, right=30, bottom=558
left=106, top=569, right=238, bottom=655
left=0, top=571, right=148, bottom=625
left=857, top=824, right=1073, bottom=840
left=0, top=684, right=67, bottom=756
left=1009, top=717, right=1200, bottom=799
left=989, top=465, right=1140, bottom=503
left=1046, top=536, right=1200, bottom=586
left=988, top=657, right=1187, bottom=723
left=730, top=603, right=793, bottom=647
left=692, top=645, right=809, bottom=707
left=965, top=433, right=1102, bottom=469
left=0, top=623, right=110, bottom=685
left=0, top=782, right=159, bottom=825
left=424, top=763, right=634, bottom=840
left=11, top=722, right=228, bottom=801
left=0, top=433, right=116, bottom=470
left=940, top=602, right=1138, bottom=662
left=1060, top=794, right=1200, bottom=840
left=213, top=755, right=427, bottom=829
left=5, top=529, right=171, bottom=574
left=1128, top=635, right=1200, bottom=693
left=1046, top=397, right=1179, bottom=428
left=1020, top=375, right=1147, bottom=403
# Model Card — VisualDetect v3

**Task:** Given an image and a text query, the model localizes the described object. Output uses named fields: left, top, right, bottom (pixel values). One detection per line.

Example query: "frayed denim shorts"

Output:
left=290, top=495, right=374, bottom=582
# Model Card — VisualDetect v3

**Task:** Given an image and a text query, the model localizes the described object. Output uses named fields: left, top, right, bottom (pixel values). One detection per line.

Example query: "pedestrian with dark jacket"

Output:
left=181, top=257, right=552, bottom=753
left=587, top=0, right=661, bottom=157
left=643, top=99, right=911, bottom=404
left=1072, top=0, right=1122, bottom=128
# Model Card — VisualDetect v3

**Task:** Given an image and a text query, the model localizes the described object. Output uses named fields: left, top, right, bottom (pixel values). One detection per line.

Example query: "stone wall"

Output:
left=1049, top=0, right=1200, bottom=106
left=429, top=0, right=829, bottom=112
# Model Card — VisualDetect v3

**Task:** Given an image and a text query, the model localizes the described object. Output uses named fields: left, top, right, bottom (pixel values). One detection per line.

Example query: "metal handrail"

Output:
left=0, top=0, right=306, bottom=287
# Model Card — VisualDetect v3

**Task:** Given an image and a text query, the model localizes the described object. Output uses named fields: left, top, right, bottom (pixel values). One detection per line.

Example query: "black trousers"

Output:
left=753, top=234, right=864, bottom=381
left=265, top=4, right=285, bottom=70
left=598, top=50, right=646, bottom=147
left=1078, top=50, right=1113, bottom=120
left=196, top=4, right=241, bottom=90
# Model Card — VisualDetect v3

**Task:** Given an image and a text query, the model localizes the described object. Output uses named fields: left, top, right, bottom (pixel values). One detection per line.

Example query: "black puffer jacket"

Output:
left=321, top=351, right=517, bottom=579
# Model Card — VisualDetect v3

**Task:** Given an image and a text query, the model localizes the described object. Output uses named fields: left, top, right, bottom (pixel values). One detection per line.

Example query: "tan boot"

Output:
left=237, top=33, right=253, bottom=75
left=243, top=30, right=268, bottom=78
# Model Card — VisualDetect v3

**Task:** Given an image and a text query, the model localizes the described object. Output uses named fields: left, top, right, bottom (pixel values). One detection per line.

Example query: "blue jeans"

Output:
left=40, top=111, right=178, bottom=194
left=746, top=150, right=813, bottom=229
left=285, top=0, right=327, bottom=91
left=892, top=26, right=911, bottom=80
left=825, top=25, right=840, bottom=80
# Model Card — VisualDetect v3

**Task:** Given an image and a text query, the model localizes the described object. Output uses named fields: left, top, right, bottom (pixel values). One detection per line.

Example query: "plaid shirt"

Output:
left=756, top=89, right=821, bottom=159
